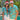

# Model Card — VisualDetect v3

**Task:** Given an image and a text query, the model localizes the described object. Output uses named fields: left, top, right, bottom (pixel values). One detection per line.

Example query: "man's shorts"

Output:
left=10, top=19, right=15, bottom=20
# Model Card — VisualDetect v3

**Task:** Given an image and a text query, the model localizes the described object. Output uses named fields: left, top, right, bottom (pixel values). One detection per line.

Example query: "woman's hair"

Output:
left=4, top=4, right=9, bottom=8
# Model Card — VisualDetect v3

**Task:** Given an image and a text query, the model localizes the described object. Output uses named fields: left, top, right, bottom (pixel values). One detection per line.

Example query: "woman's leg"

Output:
left=8, top=15, right=10, bottom=20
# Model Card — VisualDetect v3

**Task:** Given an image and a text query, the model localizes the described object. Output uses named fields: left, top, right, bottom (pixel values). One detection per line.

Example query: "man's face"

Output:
left=11, top=3, right=13, bottom=6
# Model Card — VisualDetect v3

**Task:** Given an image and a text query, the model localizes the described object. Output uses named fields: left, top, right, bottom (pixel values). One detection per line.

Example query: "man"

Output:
left=9, top=1, right=18, bottom=20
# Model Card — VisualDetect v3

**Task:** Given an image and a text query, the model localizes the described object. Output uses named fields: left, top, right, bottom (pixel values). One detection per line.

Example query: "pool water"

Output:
left=0, top=16, right=2, bottom=20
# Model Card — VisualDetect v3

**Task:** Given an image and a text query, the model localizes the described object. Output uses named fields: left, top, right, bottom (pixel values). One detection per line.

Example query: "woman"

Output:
left=2, top=1, right=9, bottom=20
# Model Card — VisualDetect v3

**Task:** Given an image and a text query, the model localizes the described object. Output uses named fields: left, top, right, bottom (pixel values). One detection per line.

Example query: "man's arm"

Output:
left=16, top=10, right=18, bottom=18
left=15, top=5, right=18, bottom=20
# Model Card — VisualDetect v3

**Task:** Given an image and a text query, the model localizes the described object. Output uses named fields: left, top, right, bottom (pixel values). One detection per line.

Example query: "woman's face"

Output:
left=6, top=4, right=8, bottom=7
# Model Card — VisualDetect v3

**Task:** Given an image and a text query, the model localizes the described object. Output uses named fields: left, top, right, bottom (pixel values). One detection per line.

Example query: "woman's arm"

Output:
left=2, top=7, right=4, bottom=20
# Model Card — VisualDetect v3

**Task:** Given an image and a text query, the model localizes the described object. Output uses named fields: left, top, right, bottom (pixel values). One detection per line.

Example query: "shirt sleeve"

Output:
left=15, top=5, right=18, bottom=10
left=2, top=7, right=4, bottom=12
